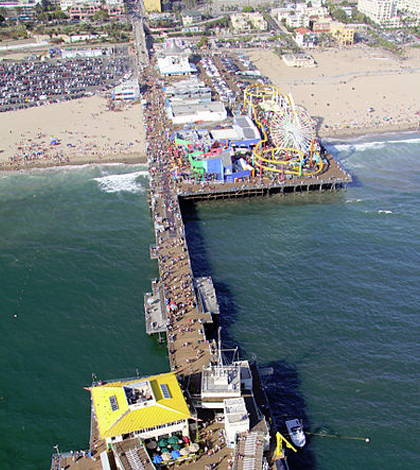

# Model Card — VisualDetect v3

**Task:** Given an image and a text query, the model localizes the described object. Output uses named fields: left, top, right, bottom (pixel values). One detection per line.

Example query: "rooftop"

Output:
left=90, top=372, right=191, bottom=439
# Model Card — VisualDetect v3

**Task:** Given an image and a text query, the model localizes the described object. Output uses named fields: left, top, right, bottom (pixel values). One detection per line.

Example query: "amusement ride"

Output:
left=243, top=84, right=327, bottom=178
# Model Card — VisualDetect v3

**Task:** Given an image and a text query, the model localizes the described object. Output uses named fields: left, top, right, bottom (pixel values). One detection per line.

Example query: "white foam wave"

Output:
left=334, top=141, right=387, bottom=153
left=345, top=198, right=362, bottom=203
left=332, top=136, right=420, bottom=153
left=378, top=210, right=393, bottom=214
left=94, top=170, right=148, bottom=193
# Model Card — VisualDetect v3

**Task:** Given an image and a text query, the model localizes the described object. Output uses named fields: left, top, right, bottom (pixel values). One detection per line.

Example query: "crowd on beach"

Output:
left=0, top=56, right=130, bottom=112
left=3, top=125, right=142, bottom=167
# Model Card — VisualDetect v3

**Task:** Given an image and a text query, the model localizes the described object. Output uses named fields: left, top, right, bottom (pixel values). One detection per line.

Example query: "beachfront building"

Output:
left=311, top=18, right=332, bottom=33
left=112, top=79, right=140, bottom=101
left=399, top=0, right=420, bottom=14
left=275, top=3, right=330, bottom=29
left=144, top=0, right=161, bottom=12
left=330, top=22, right=355, bottom=46
left=89, top=372, right=191, bottom=445
left=295, top=27, right=318, bottom=48
left=61, top=47, right=107, bottom=57
left=398, top=0, right=420, bottom=23
left=181, top=10, right=202, bottom=25
left=357, top=0, right=402, bottom=27
left=0, top=0, right=36, bottom=21
left=282, top=53, right=316, bottom=67
left=63, top=0, right=126, bottom=21
left=230, top=12, right=268, bottom=31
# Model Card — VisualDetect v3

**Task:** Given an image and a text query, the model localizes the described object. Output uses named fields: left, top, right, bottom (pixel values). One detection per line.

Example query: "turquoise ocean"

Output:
left=1, top=133, right=420, bottom=469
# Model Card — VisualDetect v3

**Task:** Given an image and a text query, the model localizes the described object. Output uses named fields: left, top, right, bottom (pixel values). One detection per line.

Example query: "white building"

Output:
left=157, top=56, right=197, bottom=76
left=0, top=0, right=37, bottom=20
left=61, top=47, right=106, bottom=57
left=295, top=27, right=317, bottom=48
left=223, top=398, right=249, bottom=448
left=112, top=79, right=140, bottom=101
left=357, top=0, right=402, bottom=27
left=398, top=0, right=420, bottom=21
left=60, top=0, right=123, bottom=10
left=282, top=54, right=316, bottom=68
left=167, top=101, right=227, bottom=125
left=230, top=12, right=268, bottom=31
left=276, top=4, right=330, bottom=29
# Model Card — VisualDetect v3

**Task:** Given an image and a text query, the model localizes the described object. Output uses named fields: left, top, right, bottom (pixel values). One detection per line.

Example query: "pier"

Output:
left=52, top=39, right=351, bottom=470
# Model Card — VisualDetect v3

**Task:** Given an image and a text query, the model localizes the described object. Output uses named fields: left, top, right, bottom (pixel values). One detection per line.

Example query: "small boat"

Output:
left=285, top=419, right=306, bottom=448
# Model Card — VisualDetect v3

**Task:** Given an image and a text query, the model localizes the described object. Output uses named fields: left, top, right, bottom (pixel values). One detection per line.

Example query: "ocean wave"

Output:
left=378, top=210, right=393, bottom=214
left=345, top=198, right=362, bottom=203
left=331, top=136, right=420, bottom=154
left=93, top=170, right=148, bottom=193
left=334, top=141, right=387, bottom=153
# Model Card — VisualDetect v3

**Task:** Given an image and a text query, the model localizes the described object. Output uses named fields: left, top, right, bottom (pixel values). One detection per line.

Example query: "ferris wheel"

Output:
left=269, top=102, right=317, bottom=155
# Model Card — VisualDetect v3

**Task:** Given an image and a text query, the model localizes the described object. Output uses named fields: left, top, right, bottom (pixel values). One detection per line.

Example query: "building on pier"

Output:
left=88, top=372, right=191, bottom=445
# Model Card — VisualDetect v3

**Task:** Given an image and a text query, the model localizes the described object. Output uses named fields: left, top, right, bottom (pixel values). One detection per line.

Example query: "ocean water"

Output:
left=1, top=133, right=420, bottom=470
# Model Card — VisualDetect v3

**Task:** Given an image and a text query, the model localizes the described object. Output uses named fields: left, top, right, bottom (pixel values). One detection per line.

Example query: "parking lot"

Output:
left=0, top=55, right=132, bottom=112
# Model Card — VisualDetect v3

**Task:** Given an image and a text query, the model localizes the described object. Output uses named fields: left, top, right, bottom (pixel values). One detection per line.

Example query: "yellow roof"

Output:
left=90, top=372, right=191, bottom=439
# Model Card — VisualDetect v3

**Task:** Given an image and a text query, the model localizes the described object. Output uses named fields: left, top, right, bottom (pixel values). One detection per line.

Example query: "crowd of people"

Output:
left=142, top=56, right=216, bottom=376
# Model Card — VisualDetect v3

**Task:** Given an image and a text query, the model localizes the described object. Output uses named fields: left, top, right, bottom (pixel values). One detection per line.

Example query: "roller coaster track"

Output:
left=243, top=84, right=325, bottom=177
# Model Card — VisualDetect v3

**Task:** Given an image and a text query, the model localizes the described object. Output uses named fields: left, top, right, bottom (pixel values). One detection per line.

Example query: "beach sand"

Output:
left=0, top=95, right=146, bottom=170
left=249, top=45, right=420, bottom=139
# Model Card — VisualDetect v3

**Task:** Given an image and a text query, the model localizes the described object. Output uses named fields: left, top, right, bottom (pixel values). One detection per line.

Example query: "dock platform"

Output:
left=144, top=279, right=167, bottom=335
left=195, top=276, right=220, bottom=318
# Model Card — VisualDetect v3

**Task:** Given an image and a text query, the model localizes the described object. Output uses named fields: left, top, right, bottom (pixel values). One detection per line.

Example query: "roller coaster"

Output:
left=243, top=84, right=327, bottom=177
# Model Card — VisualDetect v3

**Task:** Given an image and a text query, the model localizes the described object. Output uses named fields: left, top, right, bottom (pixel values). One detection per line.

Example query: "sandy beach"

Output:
left=1, top=44, right=420, bottom=172
left=0, top=95, right=146, bottom=170
left=249, top=45, right=420, bottom=139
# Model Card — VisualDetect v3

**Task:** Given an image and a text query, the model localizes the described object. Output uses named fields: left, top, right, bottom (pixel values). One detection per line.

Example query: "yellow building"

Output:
left=89, top=372, right=191, bottom=443
left=330, top=22, right=355, bottom=46
left=144, top=0, right=161, bottom=13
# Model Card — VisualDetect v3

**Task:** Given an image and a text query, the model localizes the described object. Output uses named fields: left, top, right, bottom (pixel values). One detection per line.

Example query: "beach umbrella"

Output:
left=172, top=443, right=182, bottom=450
left=158, top=439, right=168, bottom=448
left=168, top=435, right=179, bottom=445
left=189, top=443, right=199, bottom=453
left=171, top=450, right=181, bottom=459
left=182, top=436, right=190, bottom=444
left=146, top=440, right=157, bottom=450
left=153, top=455, right=163, bottom=464
left=161, top=452, right=171, bottom=461
left=180, top=448, right=189, bottom=456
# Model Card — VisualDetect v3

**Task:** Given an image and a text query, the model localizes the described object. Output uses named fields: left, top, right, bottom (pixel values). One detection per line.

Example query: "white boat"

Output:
left=285, top=419, right=306, bottom=448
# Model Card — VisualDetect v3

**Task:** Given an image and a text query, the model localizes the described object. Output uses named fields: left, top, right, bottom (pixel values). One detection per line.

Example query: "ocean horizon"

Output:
left=1, top=131, right=420, bottom=469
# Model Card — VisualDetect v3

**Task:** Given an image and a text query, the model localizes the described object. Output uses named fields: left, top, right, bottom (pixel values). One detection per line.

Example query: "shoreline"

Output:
left=1, top=124, right=418, bottom=174
left=0, top=151, right=147, bottom=172
left=320, top=122, right=420, bottom=141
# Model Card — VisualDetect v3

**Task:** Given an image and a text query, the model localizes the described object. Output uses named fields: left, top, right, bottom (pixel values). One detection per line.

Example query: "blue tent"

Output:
left=153, top=455, right=163, bottom=464
left=171, top=450, right=181, bottom=459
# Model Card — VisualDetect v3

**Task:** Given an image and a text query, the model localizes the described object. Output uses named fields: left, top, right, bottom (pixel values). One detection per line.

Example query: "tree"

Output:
left=242, top=6, right=254, bottom=12
left=93, top=9, right=109, bottom=21
left=197, top=36, right=208, bottom=48
left=332, top=8, right=348, bottom=23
